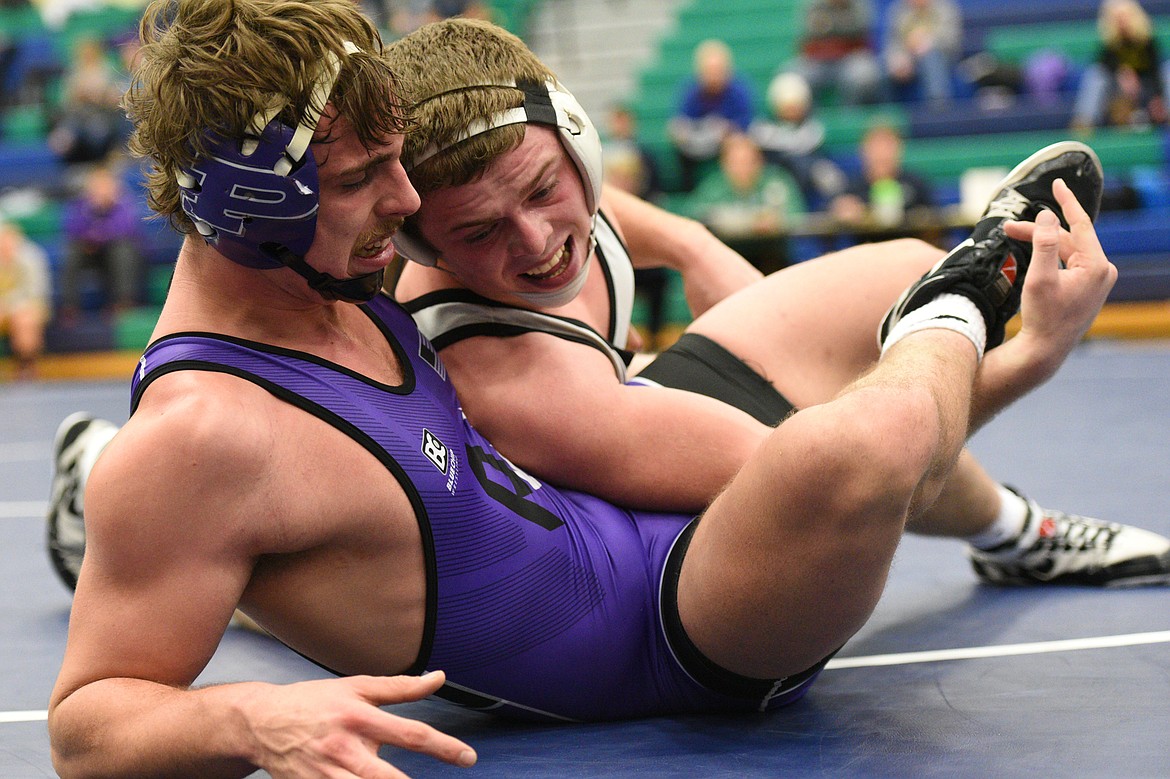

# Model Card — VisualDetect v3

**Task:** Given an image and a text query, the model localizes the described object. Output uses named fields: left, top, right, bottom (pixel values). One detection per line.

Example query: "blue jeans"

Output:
left=1073, top=61, right=1170, bottom=126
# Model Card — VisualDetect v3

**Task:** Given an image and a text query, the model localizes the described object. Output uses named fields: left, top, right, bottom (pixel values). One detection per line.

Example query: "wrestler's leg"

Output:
left=676, top=328, right=979, bottom=678
left=681, top=237, right=1002, bottom=538
left=683, top=237, right=941, bottom=411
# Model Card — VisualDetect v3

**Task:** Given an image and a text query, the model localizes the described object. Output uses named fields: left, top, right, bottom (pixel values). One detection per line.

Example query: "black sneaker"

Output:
left=969, top=493, right=1170, bottom=587
left=879, top=141, right=1104, bottom=351
left=46, top=412, right=118, bottom=591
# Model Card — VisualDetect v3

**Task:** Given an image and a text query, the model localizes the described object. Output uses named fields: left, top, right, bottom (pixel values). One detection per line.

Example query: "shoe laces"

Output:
left=1026, top=509, right=1120, bottom=556
left=983, top=188, right=1032, bottom=221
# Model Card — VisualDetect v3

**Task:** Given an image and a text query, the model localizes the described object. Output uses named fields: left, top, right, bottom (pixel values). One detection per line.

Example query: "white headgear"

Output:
left=394, top=78, right=602, bottom=267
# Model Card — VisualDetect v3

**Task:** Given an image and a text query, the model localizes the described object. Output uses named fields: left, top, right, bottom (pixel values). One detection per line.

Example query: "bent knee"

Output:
left=788, top=387, right=940, bottom=520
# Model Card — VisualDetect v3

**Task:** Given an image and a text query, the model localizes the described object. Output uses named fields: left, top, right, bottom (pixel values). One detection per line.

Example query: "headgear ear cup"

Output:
left=394, top=78, right=603, bottom=268
left=544, top=82, right=603, bottom=215
left=178, top=118, right=321, bottom=270
left=392, top=222, right=444, bottom=268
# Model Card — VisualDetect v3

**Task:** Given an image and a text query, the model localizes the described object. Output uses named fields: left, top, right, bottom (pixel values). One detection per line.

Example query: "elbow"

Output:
left=48, top=692, right=106, bottom=779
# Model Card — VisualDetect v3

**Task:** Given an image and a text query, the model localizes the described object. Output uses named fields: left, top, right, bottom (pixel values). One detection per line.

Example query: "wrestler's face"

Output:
left=304, top=113, right=421, bottom=291
left=411, top=126, right=593, bottom=309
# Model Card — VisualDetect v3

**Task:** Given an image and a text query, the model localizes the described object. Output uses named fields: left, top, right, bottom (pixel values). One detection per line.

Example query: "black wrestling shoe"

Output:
left=46, top=412, right=117, bottom=591
left=969, top=493, right=1170, bottom=587
left=879, top=141, right=1104, bottom=351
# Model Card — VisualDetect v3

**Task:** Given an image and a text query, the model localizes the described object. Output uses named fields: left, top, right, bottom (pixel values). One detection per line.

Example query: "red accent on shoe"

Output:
left=1039, top=516, right=1057, bottom=538
left=1001, top=254, right=1018, bottom=285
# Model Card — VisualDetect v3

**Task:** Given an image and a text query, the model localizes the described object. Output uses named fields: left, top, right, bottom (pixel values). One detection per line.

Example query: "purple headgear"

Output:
left=176, top=43, right=383, bottom=303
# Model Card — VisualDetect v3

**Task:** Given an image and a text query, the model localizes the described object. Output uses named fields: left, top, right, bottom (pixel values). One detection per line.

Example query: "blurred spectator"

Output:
left=1021, top=50, right=1070, bottom=106
left=388, top=0, right=493, bottom=37
left=750, top=71, right=846, bottom=209
left=602, top=103, right=668, bottom=347
left=424, top=0, right=492, bottom=23
left=0, top=220, right=49, bottom=380
left=958, top=50, right=1024, bottom=110
left=668, top=39, right=756, bottom=193
left=1072, top=0, right=1170, bottom=131
left=788, top=0, right=884, bottom=106
left=603, top=103, right=663, bottom=202
left=683, top=132, right=806, bottom=274
left=882, top=0, right=963, bottom=106
left=59, top=165, right=144, bottom=323
left=830, top=121, right=934, bottom=230
left=47, top=36, right=127, bottom=165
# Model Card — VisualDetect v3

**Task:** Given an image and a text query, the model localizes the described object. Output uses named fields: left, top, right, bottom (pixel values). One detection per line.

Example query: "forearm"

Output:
left=51, top=678, right=260, bottom=779
left=603, top=185, right=762, bottom=316
left=484, top=387, right=769, bottom=512
left=969, top=330, right=1061, bottom=432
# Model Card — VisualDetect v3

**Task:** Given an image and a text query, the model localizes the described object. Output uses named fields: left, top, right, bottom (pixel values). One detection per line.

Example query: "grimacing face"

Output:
left=302, top=112, right=421, bottom=294
left=411, top=125, right=594, bottom=307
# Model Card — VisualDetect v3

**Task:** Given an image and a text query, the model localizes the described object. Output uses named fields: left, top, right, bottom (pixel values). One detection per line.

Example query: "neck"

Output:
left=156, top=240, right=354, bottom=345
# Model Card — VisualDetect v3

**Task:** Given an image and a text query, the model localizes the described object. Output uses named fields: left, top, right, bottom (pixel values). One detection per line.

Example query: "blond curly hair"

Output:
left=124, top=0, right=409, bottom=235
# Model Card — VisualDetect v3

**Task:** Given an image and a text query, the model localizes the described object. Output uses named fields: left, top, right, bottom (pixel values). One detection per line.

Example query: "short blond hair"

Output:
left=385, top=18, right=560, bottom=197
left=124, top=0, right=407, bottom=235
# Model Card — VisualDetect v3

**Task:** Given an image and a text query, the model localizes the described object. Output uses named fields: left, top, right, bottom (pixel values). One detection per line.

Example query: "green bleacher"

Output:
left=902, top=127, right=1165, bottom=187
left=985, top=17, right=1170, bottom=66
left=630, top=1, right=1170, bottom=186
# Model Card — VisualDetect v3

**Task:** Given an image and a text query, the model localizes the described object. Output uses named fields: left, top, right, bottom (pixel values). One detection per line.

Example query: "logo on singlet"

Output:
left=422, top=428, right=449, bottom=474
left=418, top=333, right=446, bottom=379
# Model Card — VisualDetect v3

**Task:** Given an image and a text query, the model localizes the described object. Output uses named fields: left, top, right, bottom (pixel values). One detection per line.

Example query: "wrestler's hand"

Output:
left=972, top=179, right=1116, bottom=419
left=246, top=671, right=476, bottom=778
left=1002, top=177, right=1117, bottom=371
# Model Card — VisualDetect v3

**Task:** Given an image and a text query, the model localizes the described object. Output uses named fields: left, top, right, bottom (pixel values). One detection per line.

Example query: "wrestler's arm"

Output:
left=439, top=329, right=768, bottom=512
left=48, top=379, right=473, bottom=778
left=601, top=183, right=763, bottom=318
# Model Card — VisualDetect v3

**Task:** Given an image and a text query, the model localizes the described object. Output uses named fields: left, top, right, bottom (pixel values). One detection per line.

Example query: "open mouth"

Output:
left=522, top=237, right=572, bottom=282
left=353, top=235, right=394, bottom=260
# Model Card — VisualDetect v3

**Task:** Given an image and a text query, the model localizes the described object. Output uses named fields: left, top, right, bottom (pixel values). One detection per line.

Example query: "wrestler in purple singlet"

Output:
left=130, top=293, right=825, bottom=721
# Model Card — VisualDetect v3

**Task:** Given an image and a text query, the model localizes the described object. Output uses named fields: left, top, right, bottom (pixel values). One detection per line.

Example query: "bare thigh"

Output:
left=685, top=238, right=944, bottom=409
left=674, top=383, right=944, bottom=679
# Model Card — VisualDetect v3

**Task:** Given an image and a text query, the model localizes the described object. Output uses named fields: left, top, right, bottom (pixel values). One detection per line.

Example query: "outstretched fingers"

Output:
left=1002, top=178, right=1107, bottom=268
left=349, top=672, right=477, bottom=770
left=1022, top=207, right=1062, bottom=291
left=1050, top=177, right=1108, bottom=271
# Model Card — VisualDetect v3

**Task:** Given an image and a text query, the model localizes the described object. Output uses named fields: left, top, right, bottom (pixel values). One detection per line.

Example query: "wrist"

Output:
left=985, top=329, right=1062, bottom=390
left=218, top=681, right=271, bottom=768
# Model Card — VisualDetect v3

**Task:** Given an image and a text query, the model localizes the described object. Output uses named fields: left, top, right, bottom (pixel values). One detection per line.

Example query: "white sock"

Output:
left=967, top=484, right=1031, bottom=550
left=881, top=293, right=987, bottom=362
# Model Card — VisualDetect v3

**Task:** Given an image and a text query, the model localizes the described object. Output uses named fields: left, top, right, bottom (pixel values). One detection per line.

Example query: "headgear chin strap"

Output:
left=393, top=78, right=603, bottom=268
left=176, top=42, right=383, bottom=303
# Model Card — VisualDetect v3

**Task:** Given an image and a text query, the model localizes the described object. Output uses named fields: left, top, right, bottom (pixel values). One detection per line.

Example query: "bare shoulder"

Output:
left=87, top=371, right=290, bottom=555
left=102, top=371, right=274, bottom=485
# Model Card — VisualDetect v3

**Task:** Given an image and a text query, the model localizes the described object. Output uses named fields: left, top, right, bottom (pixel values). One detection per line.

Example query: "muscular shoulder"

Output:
left=126, top=370, right=277, bottom=476
left=88, top=371, right=287, bottom=552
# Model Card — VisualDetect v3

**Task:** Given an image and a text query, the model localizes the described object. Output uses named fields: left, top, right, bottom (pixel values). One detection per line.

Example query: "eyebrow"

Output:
left=321, top=150, right=397, bottom=179
left=447, top=158, right=557, bottom=232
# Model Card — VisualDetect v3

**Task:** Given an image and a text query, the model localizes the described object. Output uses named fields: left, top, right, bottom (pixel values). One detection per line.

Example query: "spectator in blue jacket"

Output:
left=668, top=39, right=756, bottom=192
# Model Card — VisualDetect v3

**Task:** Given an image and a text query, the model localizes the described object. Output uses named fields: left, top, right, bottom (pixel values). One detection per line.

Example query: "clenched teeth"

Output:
left=524, top=242, right=568, bottom=279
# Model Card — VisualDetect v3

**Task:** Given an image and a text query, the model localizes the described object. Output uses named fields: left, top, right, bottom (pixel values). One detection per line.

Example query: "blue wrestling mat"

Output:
left=3, top=339, right=1169, bottom=777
